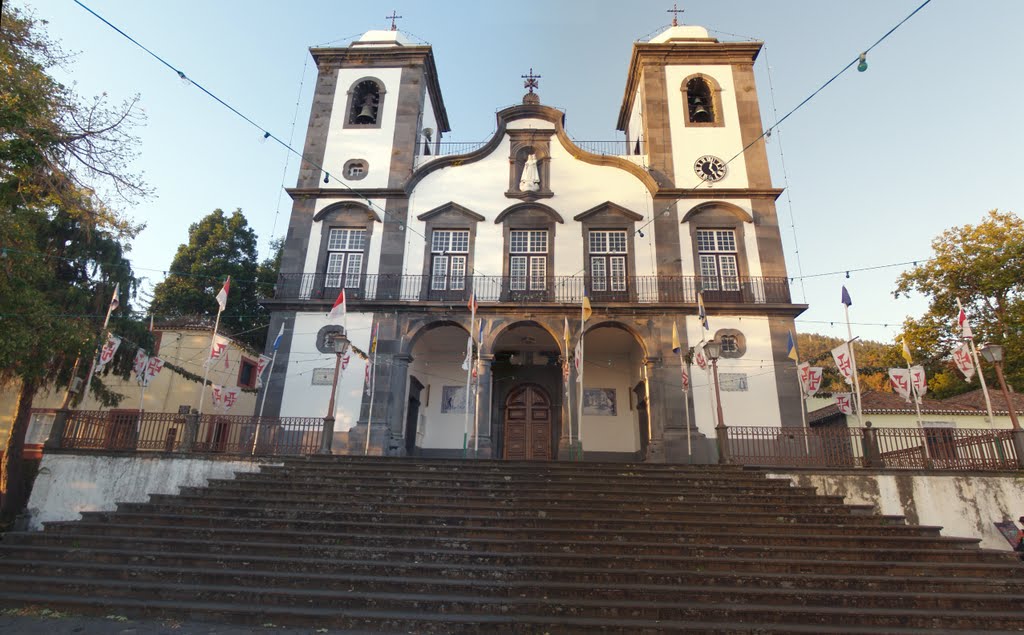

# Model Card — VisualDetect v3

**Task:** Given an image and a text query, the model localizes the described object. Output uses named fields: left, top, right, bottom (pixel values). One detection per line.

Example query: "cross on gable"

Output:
left=667, top=3, right=684, bottom=27
left=386, top=10, right=403, bottom=31
left=522, top=68, right=541, bottom=94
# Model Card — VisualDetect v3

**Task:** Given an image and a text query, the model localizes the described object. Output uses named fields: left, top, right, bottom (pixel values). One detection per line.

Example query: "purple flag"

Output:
left=841, top=286, right=852, bottom=307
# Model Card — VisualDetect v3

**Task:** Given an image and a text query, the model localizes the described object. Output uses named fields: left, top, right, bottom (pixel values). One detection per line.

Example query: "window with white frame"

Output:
left=325, top=228, right=366, bottom=288
left=430, top=229, right=469, bottom=290
left=589, top=230, right=627, bottom=292
left=696, top=229, right=740, bottom=291
left=509, top=229, right=548, bottom=291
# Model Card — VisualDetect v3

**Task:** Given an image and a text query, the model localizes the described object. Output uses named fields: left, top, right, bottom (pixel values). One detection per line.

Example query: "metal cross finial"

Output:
left=522, top=68, right=541, bottom=94
left=386, top=10, right=403, bottom=31
left=667, top=3, right=684, bottom=27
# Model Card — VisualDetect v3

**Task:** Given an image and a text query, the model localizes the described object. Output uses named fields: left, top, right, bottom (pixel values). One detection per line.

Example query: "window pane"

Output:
left=344, top=253, right=363, bottom=288
left=716, top=230, right=736, bottom=252
left=699, top=254, right=719, bottom=290
left=610, top=256, right=626, bottom=291
left=530, top=256, right=547, bottom=290
left=608, top=231, right=627, bottom=253
left=589, top=232, right=607, bottom=254
left=591, top=256, right=607, bottom=291
left=529, top=230, right=548, bottom=253
left=325, top=252, right=345, bottom=287
left=450, top=256, right=466, bottom=291
left=327, top=229, right=345, bottom=251
left=432, top=256, right=448, bottom=290
left=720, top=255, right=740, bottom=290
left=510, top=256, right=527, bottom=290
left=510, top=231, right=528, bottom=253
left=721, top=335, right=737, bottom=353
left=451, top=231, right=469, bottom=253
left=696, top=230, right=715, bottom=253
left=431, top=231, right=448, bottom=254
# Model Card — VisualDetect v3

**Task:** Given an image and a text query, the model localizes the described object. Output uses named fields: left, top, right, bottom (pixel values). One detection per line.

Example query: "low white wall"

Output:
left=767, top=471, right=1024, bottom=551
left=25, top=453, right=277, bottom=531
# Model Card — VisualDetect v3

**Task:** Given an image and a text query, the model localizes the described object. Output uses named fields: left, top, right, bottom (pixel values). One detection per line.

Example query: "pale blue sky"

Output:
left=27, top=0, right=1024, bottom=345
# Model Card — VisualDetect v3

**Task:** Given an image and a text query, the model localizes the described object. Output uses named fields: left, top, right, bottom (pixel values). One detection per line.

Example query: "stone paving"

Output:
left=0, top=610, right=355, bottom=635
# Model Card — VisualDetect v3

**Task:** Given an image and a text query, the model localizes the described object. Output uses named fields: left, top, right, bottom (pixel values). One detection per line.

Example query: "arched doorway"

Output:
left=504, top=384, right=552, bottom=460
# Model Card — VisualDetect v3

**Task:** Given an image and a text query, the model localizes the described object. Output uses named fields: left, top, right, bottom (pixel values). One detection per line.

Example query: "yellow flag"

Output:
left=563, top=317, right=570, bottom=350
left=901, top=338, right=913, bottom=365
left=672, top=321, right=681, bottom=354
left=582, top=295, right=592, bottom=323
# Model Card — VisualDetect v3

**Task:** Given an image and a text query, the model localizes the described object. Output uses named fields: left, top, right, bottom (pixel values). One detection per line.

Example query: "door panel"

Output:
left=504, top=384, right=551, bottom=460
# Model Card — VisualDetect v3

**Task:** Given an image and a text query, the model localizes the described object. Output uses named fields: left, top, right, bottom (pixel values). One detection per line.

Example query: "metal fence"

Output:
left=60, top=410, right=323, bottom=457
left=728, top=425, right=1019, bottom=471
left=413, top=140, right=645, bottom=161
left=273, top=273, right=792, bottom=305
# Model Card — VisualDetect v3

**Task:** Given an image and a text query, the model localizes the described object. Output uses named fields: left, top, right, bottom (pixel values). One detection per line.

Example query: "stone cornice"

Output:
left=310, top=45, right=450, bottom=132
left=616, top=41, right=763, bottom=130
left=287, top=188, right=407, bottom=201
left=653, top=188, right=784, bottom=201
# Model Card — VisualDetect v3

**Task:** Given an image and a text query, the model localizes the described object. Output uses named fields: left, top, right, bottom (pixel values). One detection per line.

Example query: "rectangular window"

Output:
left=589, top=230, right=628, bottom=294
left=509, top=230, right=548, bottom=292
left=591, top=257, right=607, bottom=291
left=238, top=358, right=257, bottom=389
left=429, top=230, right=470, bottom=291
left=697, top=229, right=739, bottom=292
left=325, top=228, right=367, bottom=288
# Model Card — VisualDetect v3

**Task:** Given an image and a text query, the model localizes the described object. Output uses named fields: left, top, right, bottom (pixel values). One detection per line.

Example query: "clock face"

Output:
left=694, top=155, right=727, bottom=182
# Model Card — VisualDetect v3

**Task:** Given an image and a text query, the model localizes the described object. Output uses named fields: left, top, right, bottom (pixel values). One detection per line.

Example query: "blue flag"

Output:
left=841, top=286, right=852, bottom=307
left=786, top=331, right=798, bottom=362
left=272, top=323, right=285, bottom=351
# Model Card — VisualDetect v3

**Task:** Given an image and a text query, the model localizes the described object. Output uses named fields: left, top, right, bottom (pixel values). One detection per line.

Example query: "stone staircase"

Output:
left=1, top=456, right=1023, bottom=633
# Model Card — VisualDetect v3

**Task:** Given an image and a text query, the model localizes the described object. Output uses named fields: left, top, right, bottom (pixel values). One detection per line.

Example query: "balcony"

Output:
left=271, top=273, right=792, bottom=305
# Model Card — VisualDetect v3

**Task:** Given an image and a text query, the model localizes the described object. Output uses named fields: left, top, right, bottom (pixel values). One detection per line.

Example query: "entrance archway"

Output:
left=503, top=384, right=552, bottom=460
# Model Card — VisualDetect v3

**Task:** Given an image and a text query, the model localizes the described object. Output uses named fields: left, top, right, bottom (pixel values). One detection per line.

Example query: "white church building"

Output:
left=261, top=19, right=805, bottom=462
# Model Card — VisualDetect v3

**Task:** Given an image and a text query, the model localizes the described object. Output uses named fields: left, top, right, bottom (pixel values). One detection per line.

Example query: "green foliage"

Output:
left=150, top=209, right=273, bottom=349
left=795, top=332, right=903, bottom=394
left=896, top=210, right=1024, bottom=392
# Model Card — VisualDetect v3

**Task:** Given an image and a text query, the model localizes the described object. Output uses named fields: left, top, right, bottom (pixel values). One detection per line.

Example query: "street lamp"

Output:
left=320, top=329, right=351, bottom=454
left=704, top=339, right=729, bottom=463
left=979, top=343, right=1020, bottom=430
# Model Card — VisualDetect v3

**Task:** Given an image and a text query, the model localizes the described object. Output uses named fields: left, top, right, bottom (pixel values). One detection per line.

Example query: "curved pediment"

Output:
left=680, top=201, right=753, bottom=224
left=494, top=202, right=564, bottom=225
left=573, top=201, right=645, bottom=223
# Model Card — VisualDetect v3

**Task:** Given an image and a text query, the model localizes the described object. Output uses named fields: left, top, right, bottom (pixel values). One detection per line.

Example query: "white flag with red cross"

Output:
left=96, top=334, right=122, bottom=371
left=889, top=368, right=912, bottom=403
left=835, top=393, right=854, bottom=415
left=952, top=342, right=976, bottom=381
left=830, top=343, right=855, bottom=385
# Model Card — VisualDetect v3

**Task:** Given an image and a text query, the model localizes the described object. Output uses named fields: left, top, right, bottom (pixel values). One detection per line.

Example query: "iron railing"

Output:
left=272, top=273, right=792, bottom=305
left=61, top=410, right=323, bottom=457
left=728, top=425, right=1019, bottom=471
left=414, top=140, right=645, bottom=161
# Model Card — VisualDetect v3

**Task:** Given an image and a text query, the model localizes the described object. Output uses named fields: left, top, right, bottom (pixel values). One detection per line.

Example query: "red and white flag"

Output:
left=835, top=393, right=854, bottom=415
left=133, top=348, right=149, bottom=380
left=206, top=335, right=230, bottom=367
left=215, top=277, right=230, bottom=312
left=96, top=333, right=122, bottom=371
left=222, top=387, right=240, bottom=411
left=952, top=342, right=976, bottom=381
left=328, top=289, right=346, bottom=322
left=889, top=368, right=912, bottom=403
left=798, top=362, right=824, bottom=397
left=467, top=292, right=478, bottom=318
left=141, top=356, right=164, bottom=387
left=255, top=354, right=272, bottom=389
left=957, top=307, right=973, bottom=339
left=681, top=368, right=690, bottom=390
left=573, top=337, right=583, bottom=381
left=693, top=343, right=708, bottom=371
left=830, top=343, right=855, bottom=385
left=910, top=365, right=927, bottom=399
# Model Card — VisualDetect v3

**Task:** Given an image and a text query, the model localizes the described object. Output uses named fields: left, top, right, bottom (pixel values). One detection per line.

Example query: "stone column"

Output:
left=386, top=354, right=412, bottom=456
left=474, top=354, right=494, bottom=458
left=643, top=357, right=666, bottom=463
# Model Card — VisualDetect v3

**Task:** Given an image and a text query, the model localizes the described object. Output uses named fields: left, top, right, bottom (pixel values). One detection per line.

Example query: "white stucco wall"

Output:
left=322, top=67, right=403, bottom=190
left=278, top=311, right=373, bottom=428
left=686, top=315, right=781, bottom=434
left=578, top=352, right=642, bottom=453
left=665, top=65, right=749, bottom=189
left=25, top=453, right=275, bottom=531
left=408, top=355, right=473, bottom=450
left=767, top=471, right=1024, bottom=551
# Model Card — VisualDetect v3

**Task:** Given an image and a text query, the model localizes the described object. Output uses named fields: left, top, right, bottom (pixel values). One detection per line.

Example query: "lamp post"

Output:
left=704, top=339, right=729, bottom=463
left=979, top=343, right=1020, bottom=430
left=320, top=329, right=351, bottom=455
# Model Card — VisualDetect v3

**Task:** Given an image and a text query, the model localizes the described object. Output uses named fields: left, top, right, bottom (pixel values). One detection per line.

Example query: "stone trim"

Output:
left=312, top=201, right=381, bottom=223
left=312, top=205, right=377, bottom=289
left=684, top=205, right=751, bottom=280
left=416, top=202, right=485, bottom=222
left=680, top=201, right=753, bottom=224
left=654, top=188, right=784, bottom=201
left=573, top=201, right=644, bottom=223
left=417, top=204, right=482, bottom=291
left=680, top=73, right=725, bottom=128
left=712, top=328, right=747, bottom=358
left=341, top=77, right=386, bottom=130
left=494, top=202, right=564, bottom=225
left=506, top=129, right=554, bottom=200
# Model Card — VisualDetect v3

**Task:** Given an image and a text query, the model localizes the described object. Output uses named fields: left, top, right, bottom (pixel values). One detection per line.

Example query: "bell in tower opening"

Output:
left=350, top=79, right=382, bottom=125
left=686, top=77, right=714, bottom=124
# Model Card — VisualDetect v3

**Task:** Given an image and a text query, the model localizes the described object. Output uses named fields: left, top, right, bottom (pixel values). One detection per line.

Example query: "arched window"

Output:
left=686, top=77, right=715, bottom=123
left=348, top=80, right=382, bottom=126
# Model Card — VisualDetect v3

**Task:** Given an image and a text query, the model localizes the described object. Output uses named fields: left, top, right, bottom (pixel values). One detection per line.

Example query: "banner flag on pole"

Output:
left=786, top=331, right=798, bottom=362
left=835, top=393, right=854, bottom=415
left=95, top=333, right=121, bottom=371
left=573, top=337, right=583, bottom=380
left=272, top=323, right=285, bottom=351
left=255, top=354, right=272, bottom=388
left=672, top=322, right=682, bottom=354
left=109, top=283, right=120, bottom=313
left=957, top=306, right=973, bottom=338
left=910, top=365, right=927, bottom=399
left=467, top=292, right=478, bottom=319
left=140, top=356, right=164, bottom=387
left=841, top=286, right=853, bottom=307
left=215, top=277, right=230, bottom=311
left=328, top=289, right=347, bottom=322
left=133, top=348, right=149, bottom=381
left=148, top=313, right=154, bottom=333
left=889, top=368, right=912, bottom=402
left=697, top=292, right=709, bottom=330
left=901, top=338, right=914, bottom=365
left=831, top=342, right=855, bottom=385
left=205, top=335, right=230, bottom=367
left=953, top=342, right=976, bottom=380
left=563, top=317, right=571, bottom=351
left=461, top=335, right=473, bottom=371
left=798, top=362, right=824, bottom=397
left=581, top=293, right=592, bottom=323
left=681, top=367, right=690, bottom=390
left=693, top=342, right=708, bottom=371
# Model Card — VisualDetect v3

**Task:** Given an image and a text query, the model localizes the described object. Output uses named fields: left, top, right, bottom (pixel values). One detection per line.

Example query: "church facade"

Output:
left=261, top=21, right=806, bottom=463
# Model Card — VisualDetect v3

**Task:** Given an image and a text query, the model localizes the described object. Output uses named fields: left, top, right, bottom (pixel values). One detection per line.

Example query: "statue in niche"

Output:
left=519, top=153, right=541, bottom=192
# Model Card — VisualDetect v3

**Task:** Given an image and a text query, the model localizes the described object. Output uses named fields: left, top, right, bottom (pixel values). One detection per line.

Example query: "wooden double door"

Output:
left=503, top=384, right=552, bottom=460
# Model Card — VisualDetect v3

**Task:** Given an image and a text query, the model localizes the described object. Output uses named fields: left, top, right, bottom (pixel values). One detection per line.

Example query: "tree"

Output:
left=796, top=332, right=903, bottom=394
left=896, top=210, right=1024, bottom=393
left=150, top=209, right=272, bottom=350
left=0, top=5, right=150, bottom=522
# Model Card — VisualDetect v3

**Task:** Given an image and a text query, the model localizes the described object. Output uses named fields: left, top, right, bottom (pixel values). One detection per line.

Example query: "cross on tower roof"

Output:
left=386, top=10, right=403, bottom=31
left=522, top=68, right=541, bottom=94
left=667, top=3, right=684, bottom=27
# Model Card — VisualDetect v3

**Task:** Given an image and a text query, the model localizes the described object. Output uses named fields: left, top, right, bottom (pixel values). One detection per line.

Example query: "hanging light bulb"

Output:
left=857, top=53, right=868, bottom=72
left=177, top=70, right=191, bottom=87
left=637, top=230, right=645, bottom=238
left=323, top=173, right=330, bottom=184
left=261, top=131, right=271, bottom=143
left=845, top=271, right=850, bottom=279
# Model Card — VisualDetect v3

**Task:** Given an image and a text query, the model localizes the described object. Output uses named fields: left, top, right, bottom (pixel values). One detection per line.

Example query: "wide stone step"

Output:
left=0, top=574, right=1020, bottom=630
left=5, top=556, right=1022, bottom=598
left=4, top=543, right=1018, bottom=581
left=3, top=532, right=1007, bottom=567
left=36, top=521, right=980, bottom=552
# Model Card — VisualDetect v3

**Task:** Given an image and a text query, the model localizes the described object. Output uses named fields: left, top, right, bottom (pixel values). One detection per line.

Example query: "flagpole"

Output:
left=473, top=362, right=481, bottom=455
left=81, top=286, right=119, bottom=406
left=906, top=359, right=930, bottom=463
left=197, top=307, right=222, bottom=416
left=678, top=348, right=691, bottom=456
left=957, top=299, right=995, bottom=422
left=365, top=332, right=379, bottom=456
left=462, top=331, right=472, bottom=459
left=842, top=304, right=864, bottom=427
left=577, top=315, right=586, bottom=461
left=795, top=361, right=810, bottom=453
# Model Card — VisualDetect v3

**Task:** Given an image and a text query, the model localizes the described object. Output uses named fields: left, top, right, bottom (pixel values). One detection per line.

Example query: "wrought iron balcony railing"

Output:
left=271, top=274, right=792, bottom=305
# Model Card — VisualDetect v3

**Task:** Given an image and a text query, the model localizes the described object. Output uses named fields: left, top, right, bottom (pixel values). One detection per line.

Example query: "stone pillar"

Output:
left=180, top=413, right=199, bottom=453
left=474, top=355, right=494, bottom=458
left=861, top=422, right=882, bottom=468
left=643, top=357, right=666, bottom=463
left=387, top=354, right=412, bottom=456
left=716, top=424, right=730, bottom=464
left=1010, top=429, right=1024, bottom=470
